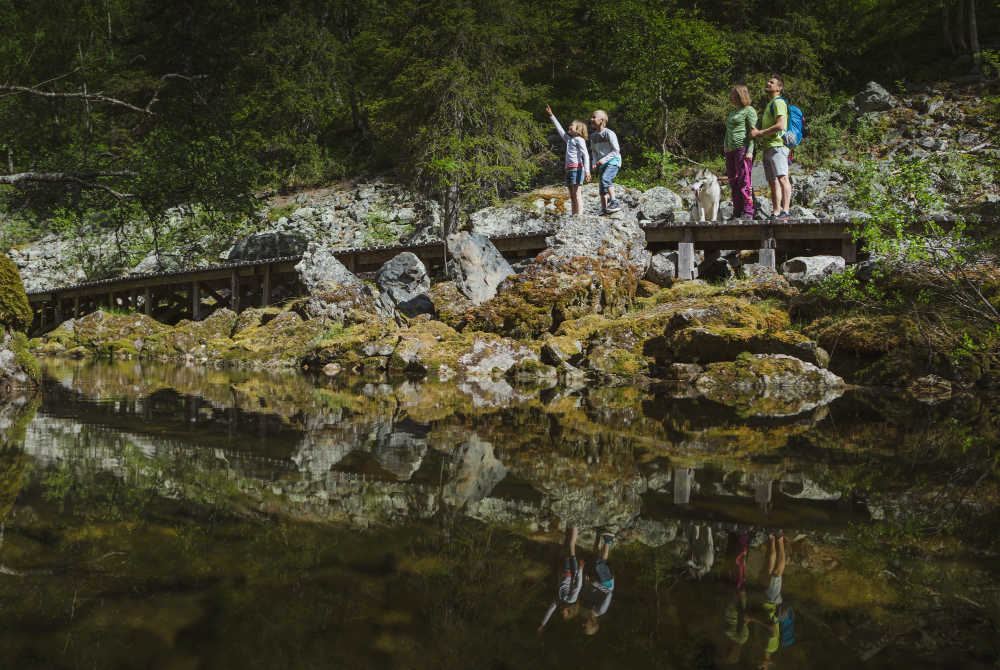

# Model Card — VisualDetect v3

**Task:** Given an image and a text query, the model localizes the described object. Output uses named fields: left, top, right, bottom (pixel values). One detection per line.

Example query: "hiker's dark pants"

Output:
left=726, top=147, right=754, bottom=218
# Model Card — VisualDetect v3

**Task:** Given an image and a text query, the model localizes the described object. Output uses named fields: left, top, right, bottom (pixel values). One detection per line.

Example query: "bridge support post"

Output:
left=54, top=300, right=63, bottom=326
left=677, top=230, right=695, bottom=280
left=143, top=288, right=152, bottom=317
left=261, top=264, right=271, bottom=308
left=230, top=269, right=240, bottom=313
left=72, top=297, right=80, bottom=318
left=759, top=227, right=776, bottom=271
left=129, top=290, right=137, bottom=312
left=840, top=238, right=857, bottom=264
left=191, top=281, right=201, bottom=321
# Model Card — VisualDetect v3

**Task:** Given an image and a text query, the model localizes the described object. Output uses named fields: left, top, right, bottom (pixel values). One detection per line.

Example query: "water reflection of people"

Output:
left=581, top=531, right=615, bottom=635
left=685, top=523, right=715, bottom=579
left=748, top=532, right=787, bottom=668
left=721, top=530, right=751, bottom=665
left=538, top=525, right=584, bottom=633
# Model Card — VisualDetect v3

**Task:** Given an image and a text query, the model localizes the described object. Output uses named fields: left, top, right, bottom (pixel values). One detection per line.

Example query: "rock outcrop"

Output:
left=446, top=231, right=513, bottom=305
left=294, top=242, right=394, bottom=322
left=376, top=252, right=433, bottom=317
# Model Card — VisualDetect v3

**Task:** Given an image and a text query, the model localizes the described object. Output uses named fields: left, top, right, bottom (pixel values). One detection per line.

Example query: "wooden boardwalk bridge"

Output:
left=25, top=217, right=858, bottom=334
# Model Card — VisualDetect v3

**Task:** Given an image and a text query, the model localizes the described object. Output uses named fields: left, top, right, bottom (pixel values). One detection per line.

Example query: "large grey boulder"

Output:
left=226, top=230, right=308, bottom=262
left=542, top=215, right=651, bottom=278
left=294, top=243, right=394, bottom=321
left=296, top=243, right=361, bottom=293
left=852, top=81, right=898, bottom=113
left=447, top=231, right=514, bottom=305
left=646, top=251, right=678, bottom=286
left=780, top=255, right=846, bottom=287
left=376, top=252, right=433, bottom=318
left=635, top=186, right=684, bottom=221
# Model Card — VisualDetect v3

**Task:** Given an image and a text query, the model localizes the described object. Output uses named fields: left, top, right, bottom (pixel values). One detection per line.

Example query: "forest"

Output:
left=0, top=0, right=997, bottom=241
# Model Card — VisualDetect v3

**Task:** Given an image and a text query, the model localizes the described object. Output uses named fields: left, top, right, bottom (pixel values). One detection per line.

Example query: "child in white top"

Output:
left=546, top=104, right=590, bottom=215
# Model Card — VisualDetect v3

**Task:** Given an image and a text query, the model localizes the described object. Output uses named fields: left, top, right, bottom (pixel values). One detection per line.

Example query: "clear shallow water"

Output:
left=0, top=359, right=997, bottom=669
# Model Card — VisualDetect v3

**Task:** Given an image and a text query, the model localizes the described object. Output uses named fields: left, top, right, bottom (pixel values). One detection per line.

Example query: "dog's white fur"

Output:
left=690, top=168, right=721, bottom=222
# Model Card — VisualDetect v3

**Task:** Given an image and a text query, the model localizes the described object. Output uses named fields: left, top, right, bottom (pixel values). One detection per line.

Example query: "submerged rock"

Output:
left=694, top=353, right=846, bottom=417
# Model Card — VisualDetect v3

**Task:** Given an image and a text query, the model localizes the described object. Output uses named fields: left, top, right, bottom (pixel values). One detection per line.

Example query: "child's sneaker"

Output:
left=600, top=532, right=616, bottom=547
left=605, top=199, right=622, bottom=213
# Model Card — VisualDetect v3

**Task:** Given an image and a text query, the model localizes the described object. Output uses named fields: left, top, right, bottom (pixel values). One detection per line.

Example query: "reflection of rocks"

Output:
left=442, top=436, right=508, bottom=507
left=372, top=423, right=428, bottom=480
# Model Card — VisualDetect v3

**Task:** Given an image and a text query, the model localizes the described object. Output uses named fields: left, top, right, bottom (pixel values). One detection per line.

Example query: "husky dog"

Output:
left=690, top=168, right=721, bottom=221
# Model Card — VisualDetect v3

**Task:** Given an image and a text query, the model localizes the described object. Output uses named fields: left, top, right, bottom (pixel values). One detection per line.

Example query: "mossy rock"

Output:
left=36, top=310, right=170, bottom=358
left=227, top=311, right=327, bottom=365
left=0, top=255, right=32, bottom=332
left=809, top=315, right=918, bottom=356
left=7, top=331, right=40, bottom=383
left=302, top=317, right=399, bottom=370
left=464, top=261, right=639, bottom=339
left=427, top=281, right=474, bottom=331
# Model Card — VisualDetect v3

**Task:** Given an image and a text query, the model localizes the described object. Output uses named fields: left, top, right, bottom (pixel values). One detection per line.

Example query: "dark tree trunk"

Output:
left=942, top=1, right=956, bottom=55
left=955, top=0, right=968, bottom=52
left=968, top=0, right=981, bottom=68
left=442, top=179, right=461, bottom=238
left=658, top=89, right=669, bottom=181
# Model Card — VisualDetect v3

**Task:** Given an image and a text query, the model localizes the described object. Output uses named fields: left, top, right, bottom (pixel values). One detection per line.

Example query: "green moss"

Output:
left=9, top=330, right=40, bottom=382
left=0, top=255, right=32, bottom=332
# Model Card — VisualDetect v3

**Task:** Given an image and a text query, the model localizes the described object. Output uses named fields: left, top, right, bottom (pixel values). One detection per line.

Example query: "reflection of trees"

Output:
left=0, top=392, right=38, bottom=576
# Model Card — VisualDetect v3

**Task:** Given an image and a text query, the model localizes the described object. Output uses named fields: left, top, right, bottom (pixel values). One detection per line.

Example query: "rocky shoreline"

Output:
left=29, top=211, right=943, bottom=416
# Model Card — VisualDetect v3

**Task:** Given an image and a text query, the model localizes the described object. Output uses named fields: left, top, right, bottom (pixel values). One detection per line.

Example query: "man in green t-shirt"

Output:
left=750, top=76, right=792, bottom=220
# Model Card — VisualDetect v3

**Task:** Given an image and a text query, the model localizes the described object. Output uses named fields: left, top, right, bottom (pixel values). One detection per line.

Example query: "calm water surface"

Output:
left=0, top=359, right=997, bottom=669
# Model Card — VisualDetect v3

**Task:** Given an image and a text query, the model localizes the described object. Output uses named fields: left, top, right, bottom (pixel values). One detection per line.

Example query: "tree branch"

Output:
left=0, top=84, right=153, bottom=115
left=0, top=170, right=136, bottom=199
left=0, top=72, right=208, bottom=115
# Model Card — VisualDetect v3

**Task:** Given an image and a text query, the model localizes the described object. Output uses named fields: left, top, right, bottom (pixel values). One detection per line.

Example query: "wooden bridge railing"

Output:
left=25, top=218, right=857, bottom=334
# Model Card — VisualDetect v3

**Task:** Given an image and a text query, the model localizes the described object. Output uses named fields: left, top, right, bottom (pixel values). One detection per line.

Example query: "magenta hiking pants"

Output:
left=726, top=148, right=754, bottom=218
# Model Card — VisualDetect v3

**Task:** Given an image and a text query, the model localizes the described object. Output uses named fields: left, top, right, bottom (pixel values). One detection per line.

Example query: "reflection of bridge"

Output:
left=25, top=219, right=857, bottom=333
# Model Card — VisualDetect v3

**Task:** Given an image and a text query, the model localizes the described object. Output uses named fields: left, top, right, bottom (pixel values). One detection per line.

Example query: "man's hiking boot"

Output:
left=778, top=211, right=791, bottom=220
left=605, top=199, right=622, bottom=213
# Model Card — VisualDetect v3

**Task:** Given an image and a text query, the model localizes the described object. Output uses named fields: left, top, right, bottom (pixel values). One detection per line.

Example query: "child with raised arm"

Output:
left=546, top=104, right=590, bottom=215
left=538, top=525, right=585, bottom=633
left=589, top=109, right=623, bottom=214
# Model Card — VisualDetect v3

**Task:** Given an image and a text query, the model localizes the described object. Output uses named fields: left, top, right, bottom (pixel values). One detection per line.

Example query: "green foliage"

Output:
left=615, top=148, right=682, bottom=191
left=0, top=254, right=31, bottom=331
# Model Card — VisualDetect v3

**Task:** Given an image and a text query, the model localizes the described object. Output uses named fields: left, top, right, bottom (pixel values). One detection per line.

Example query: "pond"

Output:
left=1, top=359, right=997, bottom=669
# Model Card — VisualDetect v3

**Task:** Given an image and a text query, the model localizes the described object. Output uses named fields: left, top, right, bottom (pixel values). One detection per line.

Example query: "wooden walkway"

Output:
left=25, top=218, right=856, bottom=333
